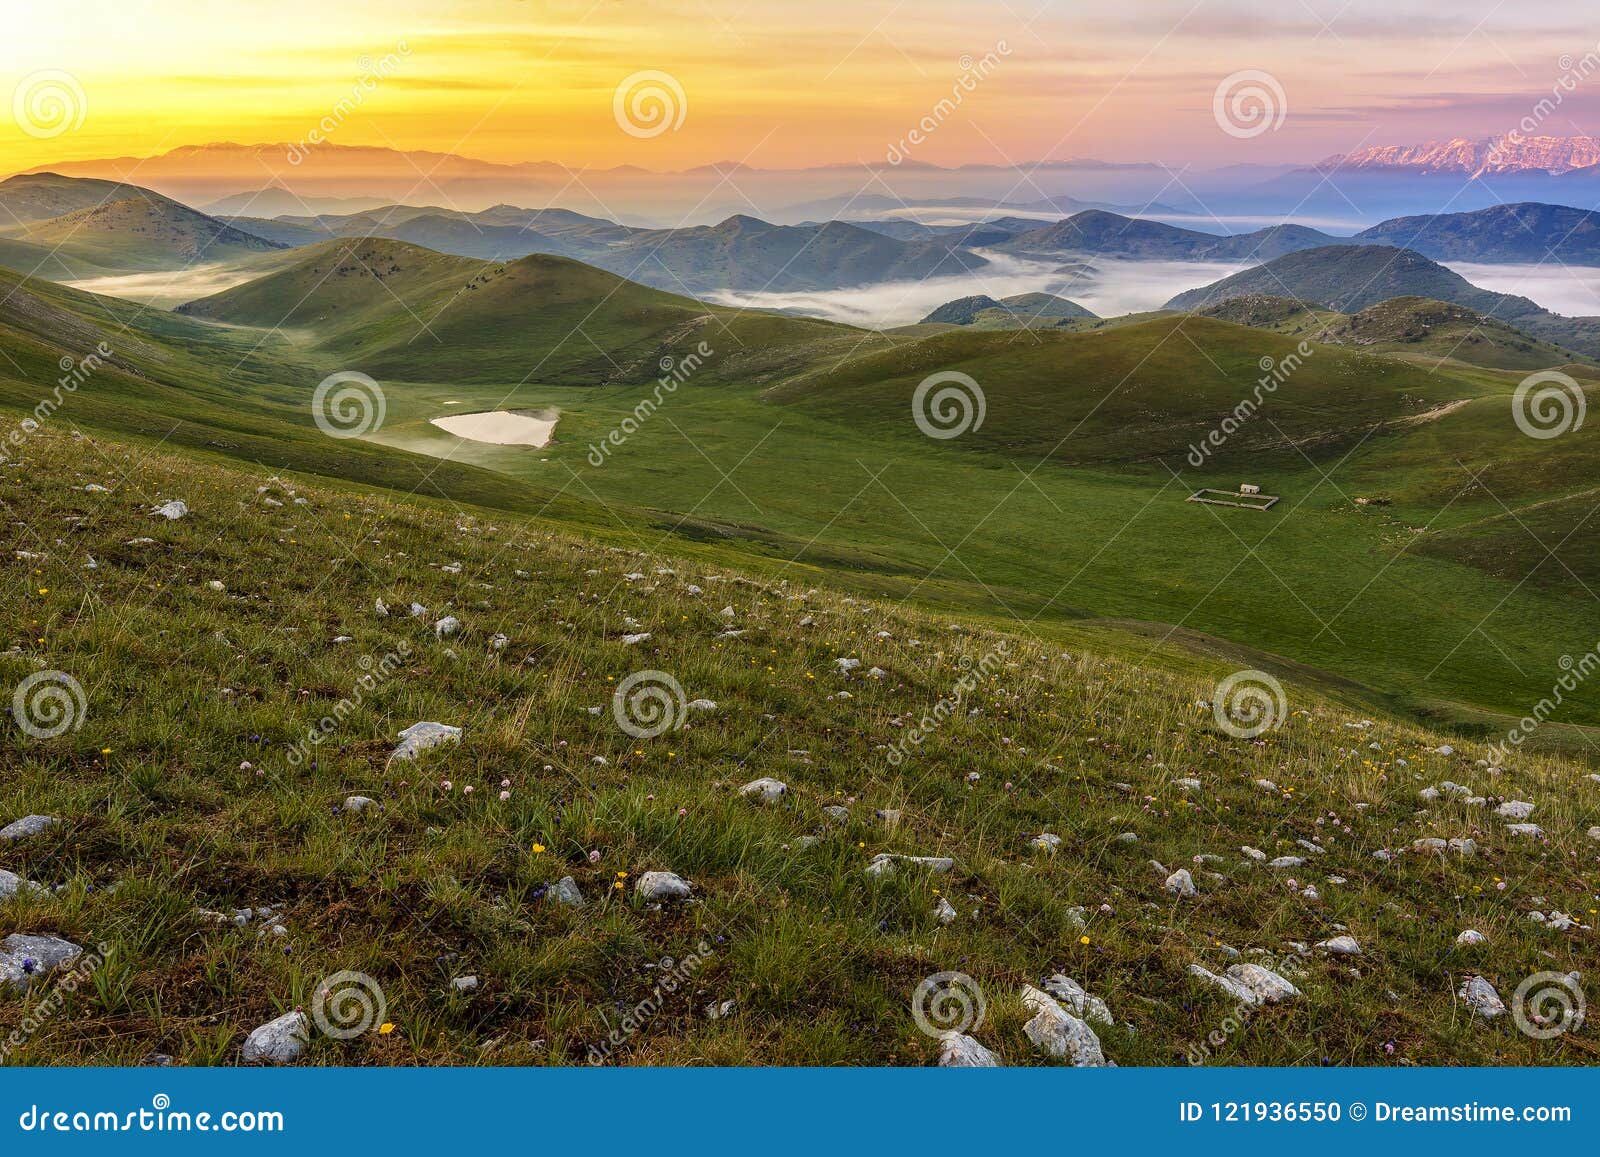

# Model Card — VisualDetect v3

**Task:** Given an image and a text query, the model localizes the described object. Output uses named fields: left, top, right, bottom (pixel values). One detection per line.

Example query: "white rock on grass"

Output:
left=434, top=616, right=461, bottom=638
left=451, top=975, right=479, bottom=993
left=1495, top=800, right=1535, bottom=820
left=1588, top=826, right=1600, bottom=842
left=151, top=499, right=188, bottom=520
left=241, top=1011, right=309, bottom=1064
left=0, top=934, right=82, bottom=993
left=934, top=897, right=958, bottom=925
left=686, top=698, right=717, bottom=712
left=1164, top=868, right=1197, bottom=897
left=1317, top=935, right=1362, bottom=957
left=620, top=633, right=651, bottom=646
left=551, top=877, right=584, bottom=907
left=938, top=1031, right=1001, bottom=1067
left=1030, top=833, right=1063, bottom=853
left=1187, top=962, right=1301, bottom=1007
left=0, top=869, right=46, bottom=902
left=390, top=721, right=461, bottom=761
left=342, top=796, right=376, bottom=814
left=1020, top=985, right=1109, bottom=1066
left=865, top=853, right=954, bottom=879
left=1505, top=823, right=1544, bottom=839
left=1457, top=976, right=1506, bottom=1018
left=635, top=871, right=692, bottom=901
left=1455, top=929, right=1488, bottom=948
left=1268, top=856, right=1306, bottom=869
left=739, top=778, right=787, bottom=804
left=1041, top=975, right=1113, bottom=1026
left=0, top=816, right=58, bottom=841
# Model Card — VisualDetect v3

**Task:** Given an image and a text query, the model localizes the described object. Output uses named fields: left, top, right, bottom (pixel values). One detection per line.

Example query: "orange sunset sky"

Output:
left=4, top=0, right=1599, bottom=174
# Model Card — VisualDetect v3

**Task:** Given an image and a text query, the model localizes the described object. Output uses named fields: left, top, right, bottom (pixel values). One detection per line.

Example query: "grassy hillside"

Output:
left=768, top=315, right=1472, bottom=464
left=176, top=238, right=879, bottom=386
left=2, top=424, right=1596, bottom=1067
left=11, top=248, right=1600, bottom=746
left=1168, top=245, right=1600, bottom=357
left=1356, top=203, right=1600, bottom=264
left=9, top=197, right=284, bottom=271
left=1196, top=295, right=1590, bottom=370
left=0, top=172, right=162, bottom=225
left=922, top=293, right=1097, bottom=327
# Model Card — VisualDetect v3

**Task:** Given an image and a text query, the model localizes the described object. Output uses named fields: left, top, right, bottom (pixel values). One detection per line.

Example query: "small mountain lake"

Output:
left=429, top=408, right=558, bottom=447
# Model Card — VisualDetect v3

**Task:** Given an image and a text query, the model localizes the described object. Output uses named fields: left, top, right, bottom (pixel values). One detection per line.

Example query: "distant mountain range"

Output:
left=1322, top=136, right=1600, bottom=177
left=231, top=204, right=989, bottom=294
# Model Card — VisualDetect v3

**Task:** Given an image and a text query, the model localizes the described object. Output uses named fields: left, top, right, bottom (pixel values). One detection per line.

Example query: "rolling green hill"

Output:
left=0, top=171, right=164, bottom=224
left=8, top=239, right=1600, bottom=746
left=1196, top=294, right=1590, bottom=370
left=9, top=196, right=284, bottom=271
left=175, top=237, right=873, bottom=386
left=1167, top=245, right=1600, bottom=356
left=1355, top=202, right=1600, bottom=264
left=921, top=292, right=1097, bottom=327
